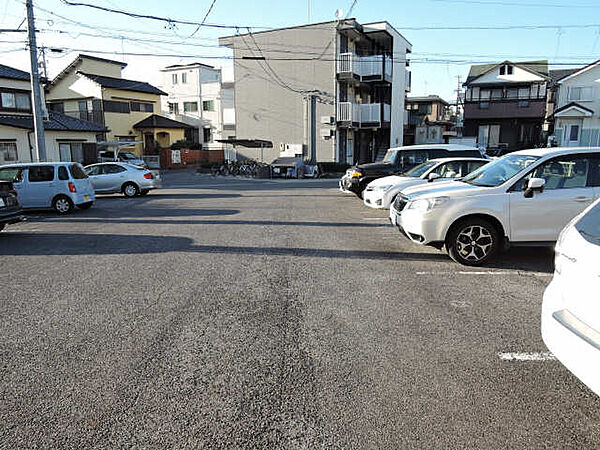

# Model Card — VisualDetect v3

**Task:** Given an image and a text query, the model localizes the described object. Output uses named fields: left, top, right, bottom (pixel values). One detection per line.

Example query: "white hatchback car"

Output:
left=542, top=198, right=600, bottom=396
left=392, top=147, right=600, bottom=265
left=84, top=162, right=161, bottom=197
left=363, top=158, right=488, bottom=209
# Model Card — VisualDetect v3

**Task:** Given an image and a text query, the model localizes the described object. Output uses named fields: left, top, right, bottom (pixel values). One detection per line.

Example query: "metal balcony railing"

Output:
left=63, top=109, right=104, bottom=125
left=337, top=102, right=391, bottom=127
left=337, top=53, right=392, bottom=82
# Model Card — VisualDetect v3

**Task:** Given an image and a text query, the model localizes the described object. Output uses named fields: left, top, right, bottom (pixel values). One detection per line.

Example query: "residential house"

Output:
left=404, top=95, right=455, bottom=145
left=160, top=63, right=236, bottom=148
left=219, top=19, right=412, bottom=164
left=548, top=60, right=600, bottom=147
left=45, top=54, right=191, bottom=156
left=463, top=60, right=549, bottom=153
left=0, top=63, right=107, bottom=164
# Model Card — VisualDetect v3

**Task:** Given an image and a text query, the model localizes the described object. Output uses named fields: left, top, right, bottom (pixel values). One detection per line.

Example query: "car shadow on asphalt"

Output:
left=0, top=232, right=448, bottom=261
left=95, top=192, right=243, bottom=200
left=484, top=247, right=554, bottom=273
left=39, top=218, right=391, bottom=228
left=27, top=208, right=241, bottom=219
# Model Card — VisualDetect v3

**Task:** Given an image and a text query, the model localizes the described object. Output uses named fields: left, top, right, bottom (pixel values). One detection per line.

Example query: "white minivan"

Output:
left=392, top=147, right=600, bottom=265
left=0, top=162, right=95, bottom=214
left=542, top=198, right=600, bottom=396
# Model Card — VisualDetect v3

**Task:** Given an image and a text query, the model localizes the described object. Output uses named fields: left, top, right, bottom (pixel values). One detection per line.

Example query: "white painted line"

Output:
left=498, top=352, right=556, bottom=361
left=362, top=217, right=389, bottom=221
left=416, top=271, right=552, bottom=277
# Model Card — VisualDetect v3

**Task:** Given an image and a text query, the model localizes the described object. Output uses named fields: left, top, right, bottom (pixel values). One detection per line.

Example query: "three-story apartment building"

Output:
left=463, top=60, right=549, bottom=152
left=219, top=19, right=411, bottom=164
left=160, top=63, right=236, bottom=147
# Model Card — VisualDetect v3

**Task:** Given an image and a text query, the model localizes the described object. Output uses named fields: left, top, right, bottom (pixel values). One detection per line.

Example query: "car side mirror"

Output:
left=428, top=172, right=441, bottom=182
left=523, top=177, right=545, bottom=198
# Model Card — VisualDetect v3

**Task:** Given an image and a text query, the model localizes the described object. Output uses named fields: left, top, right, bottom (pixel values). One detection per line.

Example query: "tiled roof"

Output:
left=0, top=64, right=30, bottom=81
left=465, top=60, right=549, bottom=85
left=133, top=114, right=192, bottom=129
left=548, top=68, right=581, bottom=87
left=551, top=102, right=594, bottom=116
left=0, top=111, right=108, bottom=132
left=407, top=95, right=449, bottom=105
left=78, top=72, right=167, bottom=95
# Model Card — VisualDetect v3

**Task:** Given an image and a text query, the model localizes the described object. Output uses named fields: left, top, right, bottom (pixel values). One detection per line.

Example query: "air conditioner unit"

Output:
left=320, top=129, right=334, bottom=139
left=321, top=116, right=334, bottom=125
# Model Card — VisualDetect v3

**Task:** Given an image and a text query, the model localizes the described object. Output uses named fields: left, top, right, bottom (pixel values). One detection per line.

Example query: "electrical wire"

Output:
left=189, top=0, right=218, bottom=37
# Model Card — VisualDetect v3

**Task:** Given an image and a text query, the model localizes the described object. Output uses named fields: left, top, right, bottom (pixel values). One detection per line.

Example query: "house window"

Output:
left=1, top=92, right=15, bottom=108
left=130, top=102, right=154, bottom=112
left=569, top=86, right=594, bottom=102
left=59, top=142, right=84, bottom=163
left=499, top=65, right=513, bottom=75
left=172, top=73, right=178, bottom=84
left=518, top=87, right=530, bottom=99
left=103, top=100, right=130, bottom=113
left=479, top=102, right=489, bottom=109
left=168, top=102, right=179, bottom=114
left=1, top=92, right=31, bottom=111
left=518, top=101, right=529, bottom=108
left=480, top=89, right=490, bottom=100
left=182, top=72, right=187, bottom=83
left=491, top=89, right=502, bottom=100
left=569, top=125, right=580, bottom=142
left=203, top=127, right=211, bottom=143
left=506, top=88, right=518, bottom=99
left=48, top=102, right=64, bottom=113
left=202, top=100, right=214, bottom=112
left=184, top=101, right=198, bottom=112
left=0, top=142, right=17, bottom=162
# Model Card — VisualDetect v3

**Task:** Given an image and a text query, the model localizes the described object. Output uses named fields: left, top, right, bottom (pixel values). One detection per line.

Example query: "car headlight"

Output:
left=351, top=170, right=363, bottom=178
left=406, top=196, right=449, bottom=212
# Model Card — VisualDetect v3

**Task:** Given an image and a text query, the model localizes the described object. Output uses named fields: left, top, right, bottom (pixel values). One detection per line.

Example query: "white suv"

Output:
left=363, top=157, right=488, bottom=209
left=392, top=147, right=600, bottom=265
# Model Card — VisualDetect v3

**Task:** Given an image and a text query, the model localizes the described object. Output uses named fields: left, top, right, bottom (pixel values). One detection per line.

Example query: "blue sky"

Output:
left=1, top=0, right=599, bottom=100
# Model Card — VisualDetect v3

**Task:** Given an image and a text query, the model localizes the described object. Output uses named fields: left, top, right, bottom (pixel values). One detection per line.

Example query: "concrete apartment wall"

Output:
left=221, top=23, right=337, bottom=163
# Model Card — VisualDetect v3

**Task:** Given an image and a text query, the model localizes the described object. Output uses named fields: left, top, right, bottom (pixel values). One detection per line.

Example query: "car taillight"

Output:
left=68, top=182, right=76, bottom=193
left=144, top=172, right=154, bottom=179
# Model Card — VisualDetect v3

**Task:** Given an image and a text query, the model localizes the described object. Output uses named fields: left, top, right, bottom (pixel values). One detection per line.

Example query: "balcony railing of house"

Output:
left=63, top=109, right=104, bottom=126
left=337, top=53, right=392, bottom=82
left=337, top=102, right=391, bottom=127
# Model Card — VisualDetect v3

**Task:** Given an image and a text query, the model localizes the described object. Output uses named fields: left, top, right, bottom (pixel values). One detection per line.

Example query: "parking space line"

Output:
left=416, top=271, right=552, bottom=277
left=498, top=352, right=556, bottom=361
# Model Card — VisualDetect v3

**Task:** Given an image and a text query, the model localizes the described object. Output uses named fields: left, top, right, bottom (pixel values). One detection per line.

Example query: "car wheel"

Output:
left=139, top=189, right=149, bottom=196
left=78, top=202, right=93, bottom=210
left=122, top=182, right=139, bottom=198
left=446, top=218, right=499, bottom=266
left=52, top=195, right=74, bottom=215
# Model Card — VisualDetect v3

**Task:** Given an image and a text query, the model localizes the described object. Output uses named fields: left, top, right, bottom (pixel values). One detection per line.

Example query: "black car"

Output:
left=339, top=145, right=485, bottom=198
left=0, top=180, right=24, bottom=232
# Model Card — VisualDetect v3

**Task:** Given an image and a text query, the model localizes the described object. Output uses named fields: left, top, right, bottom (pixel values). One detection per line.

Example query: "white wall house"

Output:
left=160, top=63, right=235, bottom=149
left=553, top=60, right=600, bottom=147
left=0, top=64, right=105, bottom=164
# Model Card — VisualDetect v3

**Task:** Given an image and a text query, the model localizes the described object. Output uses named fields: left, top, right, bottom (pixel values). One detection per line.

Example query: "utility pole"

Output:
left=304, top=93, right=317, bottom=163
left=26, top=0, right=47, bottom=161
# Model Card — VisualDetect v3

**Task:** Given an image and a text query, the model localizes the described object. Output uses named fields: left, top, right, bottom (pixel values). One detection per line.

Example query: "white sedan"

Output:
left=363, top=157, right=488, bottom=209
left=542, top=198, right=600, bottom=395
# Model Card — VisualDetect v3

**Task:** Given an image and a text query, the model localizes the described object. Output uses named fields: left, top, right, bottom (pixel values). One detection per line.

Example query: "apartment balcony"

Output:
left=337, top=102, right=391, bottom=128
left=337, top=53, right=392, bottom=83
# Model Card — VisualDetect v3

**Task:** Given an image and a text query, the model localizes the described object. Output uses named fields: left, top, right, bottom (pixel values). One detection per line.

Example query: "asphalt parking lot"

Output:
left=1, top=170, right=600, bottom=449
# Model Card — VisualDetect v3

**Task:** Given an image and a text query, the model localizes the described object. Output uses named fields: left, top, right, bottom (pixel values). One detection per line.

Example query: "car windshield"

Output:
left=382, top=150, right=397, bottom=163
left=0, top=167, right=24, bottom=182
left=461, top=154, right=539, bottom=187
left=403, top=161, right=438, bottom=178
left=69, top=164, right=88, bottom=179
left=576, top=201, right=600, bottom=246
left=121, top=152, right=137, bottom=160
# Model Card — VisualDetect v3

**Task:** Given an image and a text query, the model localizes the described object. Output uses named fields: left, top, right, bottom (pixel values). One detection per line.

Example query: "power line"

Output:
left=429, top=0, right=598, bottom=7
left=189, top=0, right=218, bottom=37
left=57, top=0, right=270, bottom=30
